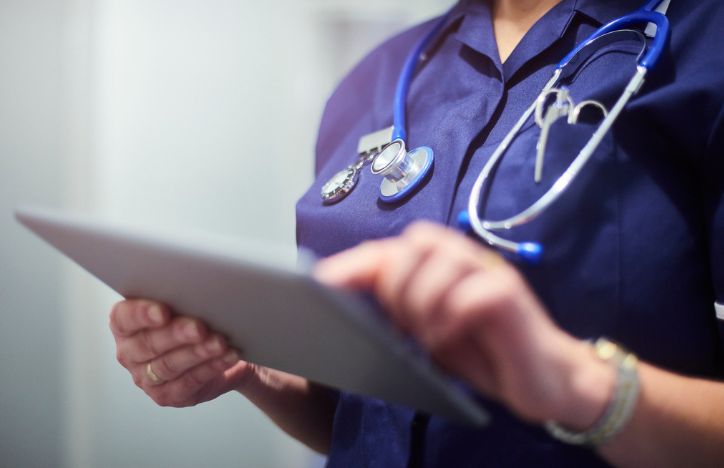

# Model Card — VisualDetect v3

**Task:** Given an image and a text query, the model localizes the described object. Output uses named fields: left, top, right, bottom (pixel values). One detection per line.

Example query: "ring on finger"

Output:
left=146, top=361, right=164, bottom=385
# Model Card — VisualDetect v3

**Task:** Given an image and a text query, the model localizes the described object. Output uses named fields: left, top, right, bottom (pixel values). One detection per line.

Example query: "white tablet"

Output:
left=15, top=206, right=488, bottom=426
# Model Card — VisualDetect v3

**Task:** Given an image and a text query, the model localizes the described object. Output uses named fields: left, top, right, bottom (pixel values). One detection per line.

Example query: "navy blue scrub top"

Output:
left=296, top=0, right=724, bottom=466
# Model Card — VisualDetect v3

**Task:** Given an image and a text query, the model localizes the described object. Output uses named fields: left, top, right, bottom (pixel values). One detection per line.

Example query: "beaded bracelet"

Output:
left=545, top=338, right=639, bottom=446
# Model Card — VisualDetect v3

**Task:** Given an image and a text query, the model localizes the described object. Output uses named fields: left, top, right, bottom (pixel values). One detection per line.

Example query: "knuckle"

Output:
left=131, top=371, right=143, bottom=388
left=168, top=391, right=193, bottom=408
left=159, top=381, right=196, bottom=408
left=166, top=399, right=185, bottom=408
left=191, top=342, right=208, bottom=360
left=491, top=270, right=521, bottom=300
left=140, top=329, right=160, bottom=357
left=403, top=220, right=440, bottom=240
left=480, top=287, right=510, bottom=316
left=181, top=369, right=204, bottom=390
left=150, top=387, right=186, bottom=408
left=425, top=330, right=451, bottom=355
left=115, top=349, right=129, bottom=368
left=361, top=238, right=395, bottom=254
left=158, top=353, right=177, bottom=377
left=150, top=390, right=172, bottom=407
left=403, top=226, right=449, bottom=257
left=109, top=305, right=125, bottom=335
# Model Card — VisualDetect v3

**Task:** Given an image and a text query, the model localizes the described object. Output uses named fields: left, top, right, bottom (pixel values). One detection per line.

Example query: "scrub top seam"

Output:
left=443, top=85, right=509, bottom=230
left=614, top=136, right=624, bottom=344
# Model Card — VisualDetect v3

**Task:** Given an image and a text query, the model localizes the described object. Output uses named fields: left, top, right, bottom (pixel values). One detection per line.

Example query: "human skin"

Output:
left=109, top=300, right=336, bottom=453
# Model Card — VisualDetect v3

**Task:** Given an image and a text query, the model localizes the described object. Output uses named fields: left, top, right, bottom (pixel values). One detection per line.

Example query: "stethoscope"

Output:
left=320, top=11, right=450, bottom=204
left=321, top=0, right=671, bottom=263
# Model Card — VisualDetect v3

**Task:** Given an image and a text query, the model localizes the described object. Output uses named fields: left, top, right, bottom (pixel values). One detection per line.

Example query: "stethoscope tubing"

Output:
left=392, top=13, right=452, bottom=142
left=468, top=67, right=647, bottom=237
left=465, top=2, right=669, bottom=262
left=558, top=9, right=669, bottom=71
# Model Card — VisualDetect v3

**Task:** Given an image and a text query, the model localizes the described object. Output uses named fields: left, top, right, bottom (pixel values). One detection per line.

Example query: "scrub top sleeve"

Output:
left=705, top=105, right=724, bottom=326
left=314, top=92, right=344, bottom=176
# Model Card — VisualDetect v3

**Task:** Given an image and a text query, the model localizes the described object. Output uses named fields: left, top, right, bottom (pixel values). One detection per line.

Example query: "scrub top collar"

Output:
left=573, top=0, right=648, bottom=26
left=452, top=0, right=576, bottom=80
left=450, top=0, right=648, bottom=82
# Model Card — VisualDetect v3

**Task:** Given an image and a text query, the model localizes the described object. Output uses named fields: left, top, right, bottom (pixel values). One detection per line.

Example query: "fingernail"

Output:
left=223, top=350, right=239, bottom=364
left=205, top=336, right=224, bottom=354
left=184, top=320, right=200, bottom=340
left=148, top=305, right=163, bottom=325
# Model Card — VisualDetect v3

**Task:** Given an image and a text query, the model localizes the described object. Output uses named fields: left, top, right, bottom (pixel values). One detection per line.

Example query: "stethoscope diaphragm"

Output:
left=372, top=141, right=434, bottom=203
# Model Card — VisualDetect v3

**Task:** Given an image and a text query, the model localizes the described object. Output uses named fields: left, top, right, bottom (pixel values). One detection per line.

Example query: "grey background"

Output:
left=0, top=1, right=451, bottom=467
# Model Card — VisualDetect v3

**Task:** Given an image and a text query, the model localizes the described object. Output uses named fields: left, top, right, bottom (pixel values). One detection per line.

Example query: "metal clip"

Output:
left=534, top=88, right=573, bottom=183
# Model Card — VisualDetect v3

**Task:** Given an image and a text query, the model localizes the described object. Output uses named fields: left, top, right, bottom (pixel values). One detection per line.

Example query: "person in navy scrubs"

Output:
left=109, top=0, right=724, bottom=466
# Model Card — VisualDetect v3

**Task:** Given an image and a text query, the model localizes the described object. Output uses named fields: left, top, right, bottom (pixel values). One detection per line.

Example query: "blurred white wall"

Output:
left=0, top=2, right=68, bottom=467
left=0, top=1, right=453, bottom=467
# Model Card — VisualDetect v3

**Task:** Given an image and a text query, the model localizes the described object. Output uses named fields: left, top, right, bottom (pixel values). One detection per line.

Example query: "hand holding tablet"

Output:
left=15, top=206, right=488, bottom=425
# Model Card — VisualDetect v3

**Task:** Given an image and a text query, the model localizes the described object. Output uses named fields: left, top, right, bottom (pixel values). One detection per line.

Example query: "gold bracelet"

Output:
left=545, top=338, right=639, bottom=446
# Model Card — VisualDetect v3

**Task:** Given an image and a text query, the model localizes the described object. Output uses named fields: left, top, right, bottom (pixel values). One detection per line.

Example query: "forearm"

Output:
left=549, top=338, right=724, bottom=467
left=598, top=363, right=724, bottom=467
left=236, top=364, right=337, bottom=454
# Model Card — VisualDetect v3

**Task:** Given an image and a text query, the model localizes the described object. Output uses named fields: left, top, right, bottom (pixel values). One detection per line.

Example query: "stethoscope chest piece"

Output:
left=371, top=140, right=434, bottom=202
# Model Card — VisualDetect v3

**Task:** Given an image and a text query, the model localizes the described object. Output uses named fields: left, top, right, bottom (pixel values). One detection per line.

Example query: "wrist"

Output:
left=550, top=339, right=617, bottom=430
left=546, top=338, right=640, bottom=446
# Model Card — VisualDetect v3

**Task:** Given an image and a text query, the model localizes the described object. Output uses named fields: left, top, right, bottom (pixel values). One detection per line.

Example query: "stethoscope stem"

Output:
left=457, top=210, right=543, bottom=262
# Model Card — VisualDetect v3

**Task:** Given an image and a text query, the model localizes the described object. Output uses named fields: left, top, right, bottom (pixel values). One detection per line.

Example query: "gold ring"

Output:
left=146, top=362, right=164, bottom=385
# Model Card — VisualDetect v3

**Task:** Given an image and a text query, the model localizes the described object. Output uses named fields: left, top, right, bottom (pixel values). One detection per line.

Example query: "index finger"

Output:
left=109, top=299, right=170, bottom=337
left=313, top=239, right=395, bottom=291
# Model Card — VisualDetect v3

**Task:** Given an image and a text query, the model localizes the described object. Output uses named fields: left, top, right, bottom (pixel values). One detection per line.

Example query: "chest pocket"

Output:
left=474, top=39, right=654, bottom=336
left=476, top=107, right=621, bottom=337
left=482, top=35, right=642, bottom=232
left=484, top=116, right=618, bottom=255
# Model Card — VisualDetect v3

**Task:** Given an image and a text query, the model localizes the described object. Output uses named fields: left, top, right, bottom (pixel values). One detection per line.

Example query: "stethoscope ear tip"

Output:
left=517, top=242, right=543, bottom=263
